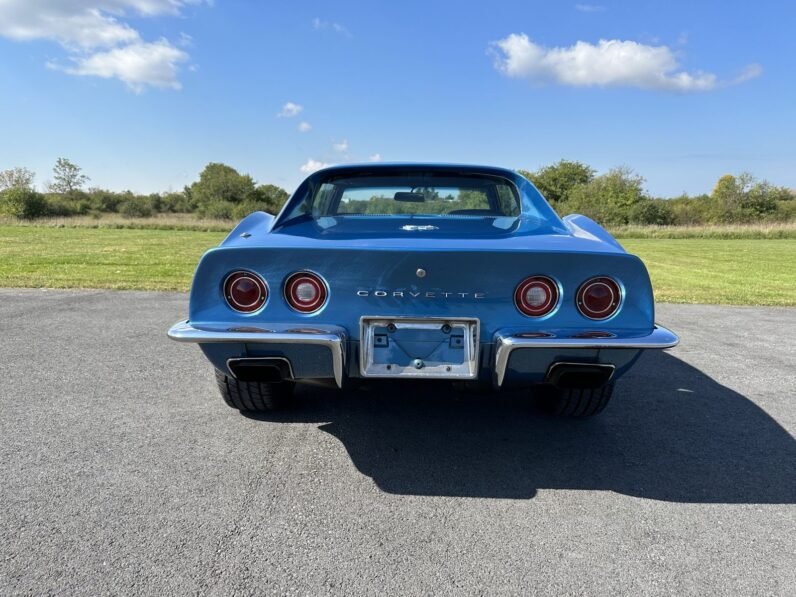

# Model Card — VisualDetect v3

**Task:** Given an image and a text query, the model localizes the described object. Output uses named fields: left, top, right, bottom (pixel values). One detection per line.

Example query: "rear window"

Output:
left=284, top=173, right=521, bottom=221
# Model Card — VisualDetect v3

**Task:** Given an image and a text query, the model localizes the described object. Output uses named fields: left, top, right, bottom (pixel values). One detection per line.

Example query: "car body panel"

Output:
left=169, top=163, right=677, bottom=389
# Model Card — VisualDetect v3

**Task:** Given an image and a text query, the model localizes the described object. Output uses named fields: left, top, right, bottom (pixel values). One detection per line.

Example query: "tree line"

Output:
left=0, top=160, right=289, bottom=221
left=1, top=158, right=793, bottom=225
left=520, top=161, right=795, bottom=225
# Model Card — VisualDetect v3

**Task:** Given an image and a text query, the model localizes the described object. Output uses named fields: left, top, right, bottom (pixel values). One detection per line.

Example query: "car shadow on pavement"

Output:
left=244, top=351, right=796, bottom=503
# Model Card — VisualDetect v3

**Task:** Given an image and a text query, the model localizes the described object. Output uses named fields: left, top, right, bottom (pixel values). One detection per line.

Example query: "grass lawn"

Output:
left=0, top=226, right=225, bottom=291
left=621, top=238, right=795, bottom=306
left=0, top=225, right=794, bottom=305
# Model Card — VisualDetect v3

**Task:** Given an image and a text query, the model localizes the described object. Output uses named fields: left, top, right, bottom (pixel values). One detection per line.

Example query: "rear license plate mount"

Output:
left=359, top=317, right=480, bottom=379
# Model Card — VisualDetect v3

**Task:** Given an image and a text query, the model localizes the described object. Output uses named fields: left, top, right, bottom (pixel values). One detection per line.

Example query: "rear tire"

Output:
left=537, top=383, right=614, bottom=417
left=215, top=369, right=294, bottom=412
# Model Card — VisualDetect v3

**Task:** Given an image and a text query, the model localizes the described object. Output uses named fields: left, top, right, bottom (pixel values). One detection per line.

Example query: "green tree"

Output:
left=49, top=158, right=90, bottom=194
left=190, top=163, right=256, bottom=204
left=0, top=188, right=48, bottom=219
left=189, top=163, right=257, bottom=217
left=189, top=163, right=290, bottom=218
left=519, top=160, right=595, bottom=204
left=253, top=183, right=290, bottom=213
left=561, top=167, right=648, bottom=225
left=712, top=174, right=740, bottom=206
left=711, top=173, right=779, bottom=222
left=0, top=167, right=35, bottom=191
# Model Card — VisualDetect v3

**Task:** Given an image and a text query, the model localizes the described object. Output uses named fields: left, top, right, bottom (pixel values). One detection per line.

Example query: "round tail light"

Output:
left=514, top=276, right=559, bottom=317
left=576, top=277, right=621, bottom=320
left=224, top=271, right=267, bottom=313
left=284, top=271, right=328, bottom=313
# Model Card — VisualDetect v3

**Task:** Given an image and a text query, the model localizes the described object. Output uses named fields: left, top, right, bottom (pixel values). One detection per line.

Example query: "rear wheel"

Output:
left=536, top=383, right=614, bottom=417
left=215, top=369, right=294, bottom=412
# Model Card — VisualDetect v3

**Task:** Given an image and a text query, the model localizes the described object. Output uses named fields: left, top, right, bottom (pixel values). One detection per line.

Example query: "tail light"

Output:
left=284, top=271, right=328, bottom=313
left=576, top=277, right=621, bottom=320
left=224, top=271, right=268, bottom=313
left=514, top=276, right=559, bottom=317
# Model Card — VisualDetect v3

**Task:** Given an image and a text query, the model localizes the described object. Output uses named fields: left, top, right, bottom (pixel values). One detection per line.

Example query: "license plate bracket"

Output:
left=359, top=317, right=480, bottom=379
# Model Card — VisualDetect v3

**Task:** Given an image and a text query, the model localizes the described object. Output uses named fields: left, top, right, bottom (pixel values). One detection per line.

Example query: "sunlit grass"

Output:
left=621, top=238, right=795, bottom=305
left=0, top=226, right=225, bottom=291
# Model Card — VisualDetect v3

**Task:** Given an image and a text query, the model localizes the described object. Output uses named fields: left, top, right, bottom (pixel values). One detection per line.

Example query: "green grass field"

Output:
left=0, top=225, right=794, bottom=305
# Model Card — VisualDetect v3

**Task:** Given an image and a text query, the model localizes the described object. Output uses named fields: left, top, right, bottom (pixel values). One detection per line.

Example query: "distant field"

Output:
left=0, top=225, right=794, bottom=305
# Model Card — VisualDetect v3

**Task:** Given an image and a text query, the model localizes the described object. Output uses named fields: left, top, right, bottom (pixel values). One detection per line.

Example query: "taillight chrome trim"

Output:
left=223, top=271, right=268, bottom=314
left=514, top=275, right=560, bottom=318
left=576, top=276, right=622, bottom=320
left=284, top=271, right=329, bottom=314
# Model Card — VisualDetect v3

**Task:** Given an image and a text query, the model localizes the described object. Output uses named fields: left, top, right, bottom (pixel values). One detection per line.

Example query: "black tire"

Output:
left=537, top=383, right=614, bottom=417
left=214, top=369, right=294, bottom=412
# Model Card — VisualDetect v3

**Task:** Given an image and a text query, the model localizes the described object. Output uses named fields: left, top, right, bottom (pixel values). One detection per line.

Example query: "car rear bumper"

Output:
left=167, top=320, right=347, bottom=387
left=493, top=325, right=679, bottom=386
left=168, top=319, right=677, bottom=390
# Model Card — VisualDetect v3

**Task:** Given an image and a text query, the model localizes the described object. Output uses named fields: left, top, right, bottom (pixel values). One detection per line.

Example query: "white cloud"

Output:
left=732, top=63, right=763, bottom=84
left=575, top=4, right=605, bottom=12
left=297, top=121, right=312, bottom=132
left=368, top=153, right=382, bottom=162
left=278, top=101, right=303, bottom=118
left=300, top=159, right=331, bottom=174
left=0, top=0, right=205, bottom=89
left=333, top=139, right=349, bottom=152
left=63, top=39, right=189, bottom=91
left=491, top=34, right=760, bottom=92
left=312, top=17, right=350, bottom=37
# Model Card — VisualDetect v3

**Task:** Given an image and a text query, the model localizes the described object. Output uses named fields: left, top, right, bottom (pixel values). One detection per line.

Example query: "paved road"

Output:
left=0, top=290, right=794, bottom=595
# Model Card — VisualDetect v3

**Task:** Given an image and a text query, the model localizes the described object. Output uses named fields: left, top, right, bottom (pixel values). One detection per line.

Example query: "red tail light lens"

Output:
left=224, top=271, right=267, bottom=313
left=514, top=276, right=559, bottom=317
left=577, top=277, right=621, bottom=320
left=284, top=271, right=328, bottom=313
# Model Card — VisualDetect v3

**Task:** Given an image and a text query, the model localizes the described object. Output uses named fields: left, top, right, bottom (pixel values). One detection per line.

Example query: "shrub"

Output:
left=561, top=167, right=648, bottom=225
left=86, top=189, right=124, bottom=213
left=160, top=192, right=193, bottom=213
left=628, top=199, right=675, bottom=225
left=0, top=188, right=48, bottom=219
left=200, top=200, right=234, bottom=219
left=519, top=160, right=595, bottom=205
left=43, top=194, right=78, bottom=216
left=118, top=198, right=154, bottom=218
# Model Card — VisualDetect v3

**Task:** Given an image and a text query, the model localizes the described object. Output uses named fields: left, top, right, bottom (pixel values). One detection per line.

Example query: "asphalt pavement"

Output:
left=0, top=289, right=794, bottom=595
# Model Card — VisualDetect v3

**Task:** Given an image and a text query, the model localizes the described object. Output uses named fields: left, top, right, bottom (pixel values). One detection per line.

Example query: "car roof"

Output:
left=306, top=162, right=522, bottom=181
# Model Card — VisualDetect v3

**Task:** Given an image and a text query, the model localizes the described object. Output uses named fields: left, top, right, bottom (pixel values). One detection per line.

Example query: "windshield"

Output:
left=283, top=173, right=521, bottom=221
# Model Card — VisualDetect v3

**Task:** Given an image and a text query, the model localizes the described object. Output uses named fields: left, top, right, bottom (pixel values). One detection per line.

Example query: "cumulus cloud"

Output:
left=297, top=121, right=312, bottom=132
left=278, top=101, right=303, bottom=118
left=333, top=139, right=349, bottom=152
left=312, top=17, right=350, bottom=37
left=300, top=159, right=331, bottom=174
left=368, top=153, right=382, bottom=162
left=62, top=40, right=189, bottom=91
left=491, top=34, right=761, bottom=92
left=0, top=0, right=205, bottom=90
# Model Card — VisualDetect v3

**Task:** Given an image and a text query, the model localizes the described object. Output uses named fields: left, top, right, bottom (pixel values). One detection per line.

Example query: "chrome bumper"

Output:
left=494, top=325, right=679, bottom=387
left=167, top=320, right=346, bottom=387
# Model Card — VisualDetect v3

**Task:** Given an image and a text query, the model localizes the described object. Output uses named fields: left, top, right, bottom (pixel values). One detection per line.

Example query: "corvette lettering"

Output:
left=357, top=290, right=486, bottom=299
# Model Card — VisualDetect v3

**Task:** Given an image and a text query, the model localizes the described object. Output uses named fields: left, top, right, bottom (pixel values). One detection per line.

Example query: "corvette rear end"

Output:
left=168, top=163, right=677, bottom=417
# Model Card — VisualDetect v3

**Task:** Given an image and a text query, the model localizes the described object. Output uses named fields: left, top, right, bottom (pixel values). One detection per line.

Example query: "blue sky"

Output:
left=0, top=0, right=793, bottom=196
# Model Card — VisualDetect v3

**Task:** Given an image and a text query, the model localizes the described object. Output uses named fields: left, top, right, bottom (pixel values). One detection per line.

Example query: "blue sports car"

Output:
left=168, top=163, right=678, bottom=417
